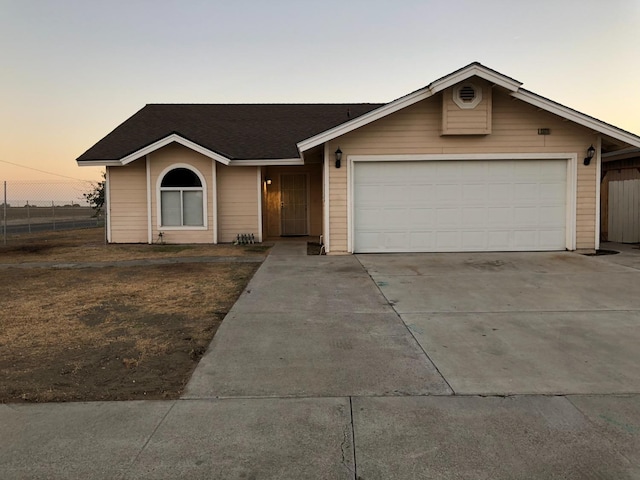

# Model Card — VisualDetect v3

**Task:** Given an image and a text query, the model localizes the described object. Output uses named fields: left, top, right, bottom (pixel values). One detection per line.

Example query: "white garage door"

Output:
left=353, top=160, right=567, bottom=253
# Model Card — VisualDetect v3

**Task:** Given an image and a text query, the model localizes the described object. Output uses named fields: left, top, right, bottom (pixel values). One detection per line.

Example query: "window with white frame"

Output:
left=160, top=167, right=204, bottom=227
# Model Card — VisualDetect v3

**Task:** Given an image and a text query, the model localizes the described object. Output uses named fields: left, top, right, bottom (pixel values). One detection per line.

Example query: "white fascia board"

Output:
left=297, top=65, right=522, bottom=153
left=228, top=158, right=304, bottom=166
left=428, top=65, right=522, bottom=93
left=77, top=160, right=121, bottom=167
left=297, top=89, right=433, bottom=152
left=119, top=134, right=231, bottom=165
left=512, top=90, right=640, bottom=148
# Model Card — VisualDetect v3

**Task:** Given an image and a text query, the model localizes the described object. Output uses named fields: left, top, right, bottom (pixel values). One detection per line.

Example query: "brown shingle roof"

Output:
left=77, top=103, right=384, bottom=162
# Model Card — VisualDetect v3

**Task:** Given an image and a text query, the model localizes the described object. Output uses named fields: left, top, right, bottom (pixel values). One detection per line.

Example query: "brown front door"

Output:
left=280, top=174, right=308, bottom=235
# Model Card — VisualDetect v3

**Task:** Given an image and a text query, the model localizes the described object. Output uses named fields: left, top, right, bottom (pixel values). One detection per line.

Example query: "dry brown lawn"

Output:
left=0, top=227, right=267, bottom=403
left=0, top=227, right=270, bottom=263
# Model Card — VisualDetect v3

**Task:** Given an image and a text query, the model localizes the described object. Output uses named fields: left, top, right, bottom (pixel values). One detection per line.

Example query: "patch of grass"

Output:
left=0, top=262, right=260, bottom=403
left=151, top=245, right=194, bottom=253
left=243, top=244, right=272, bottom=253
left=0, top=227, right=271, bottom=264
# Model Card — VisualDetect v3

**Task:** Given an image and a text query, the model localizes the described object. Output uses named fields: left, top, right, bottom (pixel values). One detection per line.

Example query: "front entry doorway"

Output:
left=280, top=174, right=308, bottom=236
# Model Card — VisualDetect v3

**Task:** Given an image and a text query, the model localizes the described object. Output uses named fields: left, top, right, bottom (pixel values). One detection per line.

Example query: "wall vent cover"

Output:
left=459, top=85, right=476, bottom=102
left=453, top=82, right=482, bottom=109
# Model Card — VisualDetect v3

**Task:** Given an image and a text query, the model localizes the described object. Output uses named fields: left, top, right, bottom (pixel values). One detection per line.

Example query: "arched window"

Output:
left=160, top=167, right=205, bottom=226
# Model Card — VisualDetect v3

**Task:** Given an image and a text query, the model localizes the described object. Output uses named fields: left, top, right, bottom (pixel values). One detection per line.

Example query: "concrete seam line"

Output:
left=354, top=255, right=456, bottom=395
left=124, top=400, right=178, bottom=475
left=349, top=396, right=358, bottom=480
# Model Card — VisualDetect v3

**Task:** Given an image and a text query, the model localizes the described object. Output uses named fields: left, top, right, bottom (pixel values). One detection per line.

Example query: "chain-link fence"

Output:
left=1, top=181, right=105, bottom=245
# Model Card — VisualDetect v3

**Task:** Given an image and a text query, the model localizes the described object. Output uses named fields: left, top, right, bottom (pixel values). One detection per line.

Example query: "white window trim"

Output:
left=156, top=163, right=208, bottom=231
left=347, top=153, right=578, bottom=253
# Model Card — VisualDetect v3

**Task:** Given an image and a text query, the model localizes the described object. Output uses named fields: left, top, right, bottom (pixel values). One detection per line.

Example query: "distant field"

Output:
left=2, top=205, right=95, bottom=225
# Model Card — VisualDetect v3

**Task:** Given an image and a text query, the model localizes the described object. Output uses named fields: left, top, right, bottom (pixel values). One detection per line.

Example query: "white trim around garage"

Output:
left=347, top=153, right=578, bottom=253
left=323, top=143, right=331, bottom=253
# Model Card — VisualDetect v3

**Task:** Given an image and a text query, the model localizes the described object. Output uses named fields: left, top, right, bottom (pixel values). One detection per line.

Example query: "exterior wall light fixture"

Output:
left=266, top=178, right=272, bottom=185
left=335, top=148, right=343, bottom=168
left=583, top=145, right=596, bottom=166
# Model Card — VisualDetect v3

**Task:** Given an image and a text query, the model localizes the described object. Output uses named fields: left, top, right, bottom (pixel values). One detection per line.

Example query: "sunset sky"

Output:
left=2, top=0, right=639, bottom=188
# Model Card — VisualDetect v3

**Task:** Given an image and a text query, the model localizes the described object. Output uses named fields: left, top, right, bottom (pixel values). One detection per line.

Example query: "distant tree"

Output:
left=83, top=172, right=106, bottom=216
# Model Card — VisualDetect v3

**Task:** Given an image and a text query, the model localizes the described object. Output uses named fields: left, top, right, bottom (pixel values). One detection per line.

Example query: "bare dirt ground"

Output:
left=0, top=228, right=267, bottom=403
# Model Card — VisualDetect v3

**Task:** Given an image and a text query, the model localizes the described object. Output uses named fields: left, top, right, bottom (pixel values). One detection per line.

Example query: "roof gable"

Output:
left=77, top=63, right=640, bottom=167
left=297, top=62, right=640, bottom=152
left=77, top=104, right=383, bottom=164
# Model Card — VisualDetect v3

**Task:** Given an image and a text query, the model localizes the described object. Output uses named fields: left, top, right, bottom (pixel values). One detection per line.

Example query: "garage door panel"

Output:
left=514, top=230, right=539, bottom=249
left=436, top=208, right=460, bottom=227
left=462, top=207, right=487, bottom=226
left=514, top=206, right=540, bottom=224
left=409, top=232, right=433, bottom=248
left=462, top=184, right=487, bottom=201
left=540, top=183, right=565, bottom=198
left=353, top=160, right=567, bottom=253
left=539, top=206, right=565, bottom=225
left=487, top=207, right=513, bottom=225
left=514, top=183, right=540, bottom=201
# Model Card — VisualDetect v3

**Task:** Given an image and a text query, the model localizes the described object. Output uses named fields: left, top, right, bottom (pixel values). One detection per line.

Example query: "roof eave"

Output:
left=511, top=90, right=640, bottom=148
left=427, top=63, right=522, bottom=93
left=77, top=133, right=233, bottom=166
left=297, top=63, right=524, bottom=153
left=297, top=89, right=434, bottom=152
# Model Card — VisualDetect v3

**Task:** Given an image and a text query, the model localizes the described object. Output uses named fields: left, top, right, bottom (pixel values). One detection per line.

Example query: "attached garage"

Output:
left=351, top=156, right=574, bottom=253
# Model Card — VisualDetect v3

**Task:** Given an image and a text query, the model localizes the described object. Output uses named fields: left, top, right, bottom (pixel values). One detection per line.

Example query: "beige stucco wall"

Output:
left=263, top=163, right=323, bottom=238
left=107, top=161, right=147, bottom=243
left=327, top=87, right=598, bottom=253
left=217, top=163, right=260, bottom=243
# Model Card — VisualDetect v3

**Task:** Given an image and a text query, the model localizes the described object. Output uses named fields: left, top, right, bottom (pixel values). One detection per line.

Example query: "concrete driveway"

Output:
left=357, top=250, right=640, bottom=395
left=3, top=242, right=640, bottom=479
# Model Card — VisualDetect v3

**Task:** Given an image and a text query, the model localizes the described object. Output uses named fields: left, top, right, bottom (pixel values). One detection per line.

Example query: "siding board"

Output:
left=108, top=161, right=147, bottom=243
left=328, top=88, right=597, bottom=253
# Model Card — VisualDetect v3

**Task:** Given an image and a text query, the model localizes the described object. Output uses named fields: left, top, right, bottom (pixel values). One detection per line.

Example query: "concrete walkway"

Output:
left=2, top=241, right=640, bottom=479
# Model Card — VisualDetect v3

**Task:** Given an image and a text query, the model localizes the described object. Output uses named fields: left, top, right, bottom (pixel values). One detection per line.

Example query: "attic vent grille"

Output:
left=453, top=82, right=482, bottom=109
left=459, top=85, right=476, bottom=102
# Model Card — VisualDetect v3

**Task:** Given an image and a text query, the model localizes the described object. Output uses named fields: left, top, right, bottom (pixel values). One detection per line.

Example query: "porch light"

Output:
left=266, top=178, right=272, bottom=185
left=583, top=145, right=596, bottom=165
left=335, top=148, right=343, bottom=168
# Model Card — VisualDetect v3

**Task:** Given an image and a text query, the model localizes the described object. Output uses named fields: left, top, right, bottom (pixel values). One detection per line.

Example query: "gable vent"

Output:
left=459, top=85, right=476, bottom=102
left=453, top=82, right=482, bottom=109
